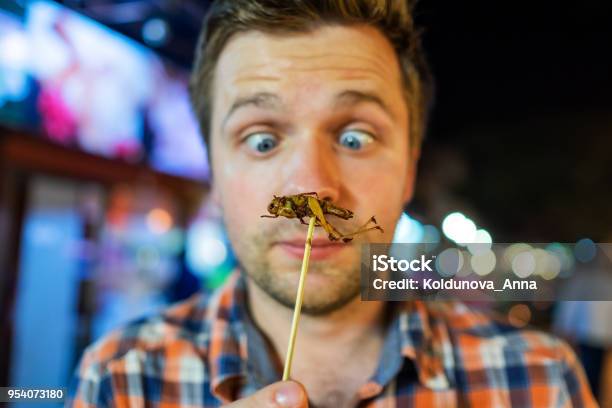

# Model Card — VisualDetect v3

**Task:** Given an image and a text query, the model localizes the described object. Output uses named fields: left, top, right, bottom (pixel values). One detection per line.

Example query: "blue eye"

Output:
left=244, top=132, right=278, bottom=154
left=338, top=129, right=374, bottom=150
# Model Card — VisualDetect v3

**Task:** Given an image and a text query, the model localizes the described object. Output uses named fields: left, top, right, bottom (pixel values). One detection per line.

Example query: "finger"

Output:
left=225, top=381, right=308, bottom=408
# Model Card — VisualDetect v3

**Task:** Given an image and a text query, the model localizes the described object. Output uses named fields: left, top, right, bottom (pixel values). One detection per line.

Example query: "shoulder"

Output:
left=67, top=291, right=214, bottom=405
left=430, top=302, right=573, bottom=361
left=83, top=290, right=212, bottom=368
left=428, top=302, right=597, bottom=406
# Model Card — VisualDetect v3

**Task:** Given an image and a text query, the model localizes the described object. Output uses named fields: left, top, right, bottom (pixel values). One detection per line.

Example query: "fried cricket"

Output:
left=261, top=192, right=383, bottom=242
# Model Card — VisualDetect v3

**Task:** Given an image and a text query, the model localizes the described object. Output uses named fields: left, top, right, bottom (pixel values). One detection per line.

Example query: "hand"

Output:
left=225, top=381, right=308, bottom=408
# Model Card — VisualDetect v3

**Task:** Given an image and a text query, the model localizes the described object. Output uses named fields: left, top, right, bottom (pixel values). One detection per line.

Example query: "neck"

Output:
left=245, top=277, right=388, bottom=362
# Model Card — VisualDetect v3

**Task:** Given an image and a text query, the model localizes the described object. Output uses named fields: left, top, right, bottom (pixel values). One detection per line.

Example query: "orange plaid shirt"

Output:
left=67, top=272, right=597, bottom=407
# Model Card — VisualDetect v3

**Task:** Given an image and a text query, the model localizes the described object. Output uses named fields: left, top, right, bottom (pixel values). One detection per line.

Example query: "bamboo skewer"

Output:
left=282, top=216, right=317, bottom=381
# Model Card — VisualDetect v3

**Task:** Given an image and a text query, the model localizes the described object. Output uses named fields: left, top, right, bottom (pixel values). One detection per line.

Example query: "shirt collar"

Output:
left=205, top=272, right=453, bottom=403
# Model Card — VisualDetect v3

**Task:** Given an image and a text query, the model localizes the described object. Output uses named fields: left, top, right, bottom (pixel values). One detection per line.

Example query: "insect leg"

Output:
left=307, top=196, right=342, bottom=240
left=343, top=225, right=384, bottom=237
left=335, top=217, right=384, bottom=242
left=337, top=225, right=385, bottom=242
left=356, top=216, right=379, bottom=229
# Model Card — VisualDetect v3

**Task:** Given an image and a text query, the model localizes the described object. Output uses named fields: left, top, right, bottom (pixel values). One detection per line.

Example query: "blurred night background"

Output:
left=0, top=0, right=610, bottom=406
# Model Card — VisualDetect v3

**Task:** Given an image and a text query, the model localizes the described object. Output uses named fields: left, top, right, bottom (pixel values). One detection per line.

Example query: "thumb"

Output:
left=226, top=380, right=308, bottom=408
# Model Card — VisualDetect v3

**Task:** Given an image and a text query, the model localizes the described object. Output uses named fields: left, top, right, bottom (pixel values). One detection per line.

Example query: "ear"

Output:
left=401, top=146, right=421, bottom=204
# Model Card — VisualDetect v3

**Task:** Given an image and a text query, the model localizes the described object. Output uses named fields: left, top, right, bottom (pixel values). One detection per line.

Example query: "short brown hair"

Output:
left=189, top=0, right=433, bottom=155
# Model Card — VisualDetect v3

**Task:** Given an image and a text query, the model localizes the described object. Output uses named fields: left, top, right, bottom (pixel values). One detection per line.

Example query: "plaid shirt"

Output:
left=67, top=272, right=597, bottom=407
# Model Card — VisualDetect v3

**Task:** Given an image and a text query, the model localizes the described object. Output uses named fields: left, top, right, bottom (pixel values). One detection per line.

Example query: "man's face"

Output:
left=210, top=24, right=418, bottom=314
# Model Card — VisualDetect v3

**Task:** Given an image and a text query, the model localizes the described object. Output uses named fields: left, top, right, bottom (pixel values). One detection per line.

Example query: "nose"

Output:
left=282, top=132, right=340, bottom=202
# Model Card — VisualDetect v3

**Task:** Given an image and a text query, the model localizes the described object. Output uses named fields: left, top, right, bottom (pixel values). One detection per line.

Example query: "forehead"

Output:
left=213, top=24, right=404, bottom=110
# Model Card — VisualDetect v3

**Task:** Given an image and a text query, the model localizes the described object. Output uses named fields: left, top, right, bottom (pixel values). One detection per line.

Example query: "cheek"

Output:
left=219, top=176, right=262, bottom=228
left=212, top=142, right=252, bottom=218
left=210, top=132, right=282, bottom=240
left=342, top=153, right=408, bottom=229
left=213, top=161, right=278, bottom=246
left=365, top=177, right=405, bottom=224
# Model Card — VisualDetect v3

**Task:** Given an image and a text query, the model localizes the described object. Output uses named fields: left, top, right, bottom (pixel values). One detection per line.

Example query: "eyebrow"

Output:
left=222, top=92, right=281, bottom=129
left=334, top=90, right=395, bottom=119
left=221, top=89, right=394, bottom=130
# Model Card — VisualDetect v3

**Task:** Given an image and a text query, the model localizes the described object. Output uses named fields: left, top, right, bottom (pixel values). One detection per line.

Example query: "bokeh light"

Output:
left=142, top=18, right=170, bottom=47
left=533, top=248, right=561, bottom=280
left=146, top=208, right=173, bottom=234
left=186, top=221, right=228, bottom=274
left=436, top=247, right=464, bottom=277
left=467, top=229, right=493, bottom=255
left=574, top=238, right=597, bottom=263
left=512, top=250, right=536, bottom=278
left=546, top=243, right=574, bottom=276
left=508, top=304, right=531, bottom=328
left=457, top=250, right=473, bottom=277
left=393, top=212, right=424, bottom=243
left=470, top=249, right=497, bottom=276
left=503, top=243, right=531, bottom=271
left=442, top=212, right=476, bottom=245
left=422, top=224, right=441, bottom=249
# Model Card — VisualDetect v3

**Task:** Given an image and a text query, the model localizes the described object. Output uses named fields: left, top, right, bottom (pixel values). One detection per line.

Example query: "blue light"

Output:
left=393, top=212, right=424, bottom=243
left=574, top=238, right=596, bottom=263
left=142, top=18, right=169, bottom=47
